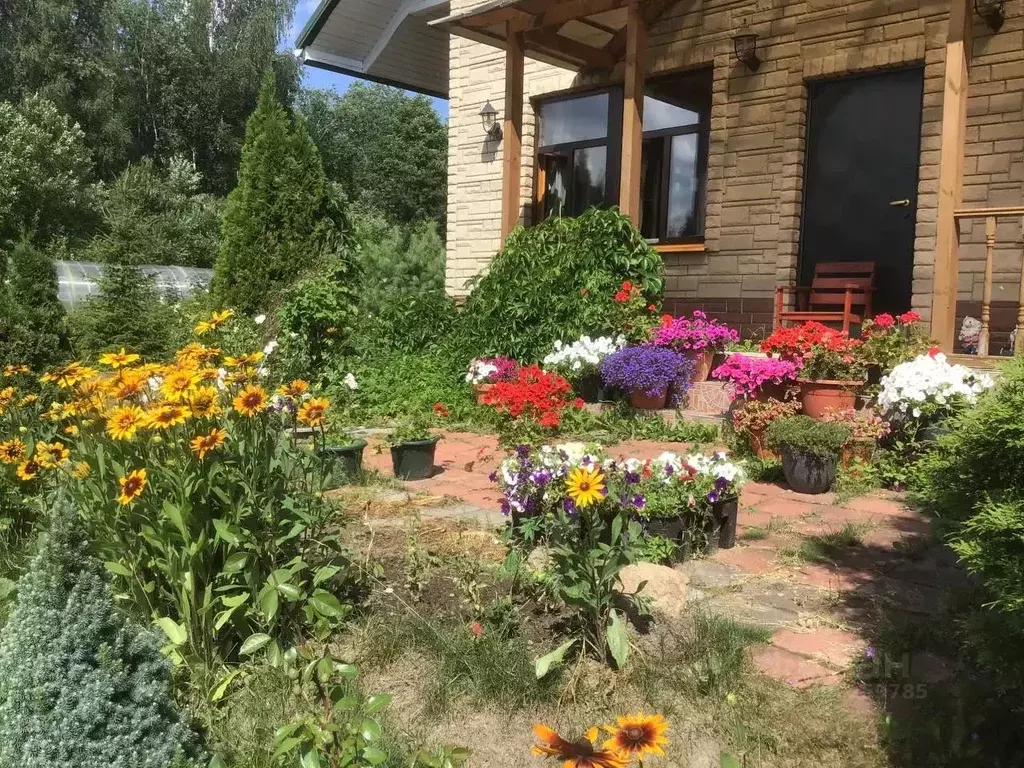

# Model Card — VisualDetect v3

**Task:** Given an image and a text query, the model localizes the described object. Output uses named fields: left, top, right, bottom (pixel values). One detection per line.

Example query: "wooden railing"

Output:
left=953, top=206, right=1024, bottom=356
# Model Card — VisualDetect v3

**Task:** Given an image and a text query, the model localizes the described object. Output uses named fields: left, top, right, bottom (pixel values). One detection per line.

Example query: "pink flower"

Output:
left=898, top=311, right=921, bottom=325
left=469, top=621, right=484, bottom=638
left=873, top=313, right=895, bottom=329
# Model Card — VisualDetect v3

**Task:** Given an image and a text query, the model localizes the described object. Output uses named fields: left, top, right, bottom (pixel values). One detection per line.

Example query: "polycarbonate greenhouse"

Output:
left=55, top=261, right=213, bottom=310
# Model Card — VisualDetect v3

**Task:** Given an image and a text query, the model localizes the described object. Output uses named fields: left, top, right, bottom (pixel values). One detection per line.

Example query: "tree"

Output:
left=85, top=156, right=221, bottom=268
left=0, top=504, right=203, bottom=767
left=298, top=83, right=448, bottom=229
left=354, top=213, right=446, bottom=309
left=0, top=239, right=71, bottom=371
left=213, top=72, right=346, bottom=314
left=0, top=95, right=97, bottom=246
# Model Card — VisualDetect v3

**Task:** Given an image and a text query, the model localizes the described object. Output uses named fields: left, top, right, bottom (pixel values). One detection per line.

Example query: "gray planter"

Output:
left=780, top=445, right=838, bottom=494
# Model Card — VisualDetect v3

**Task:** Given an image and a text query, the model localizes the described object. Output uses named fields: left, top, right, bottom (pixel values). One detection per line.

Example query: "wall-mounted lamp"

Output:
left=480, top=101, right=503, bottom=140
left=974, top=0, right=1005, bottom=31
left=733, top=31, right=761, bottom=71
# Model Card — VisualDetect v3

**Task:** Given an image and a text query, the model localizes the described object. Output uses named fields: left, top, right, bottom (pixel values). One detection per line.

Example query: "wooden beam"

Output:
left=523, top=28, right=617, bottom=68
left=930, top=0, right=972, bottom=350
left=501, top=26, right=525, bottom=243
left=619, top=0, right=645, bottom=225
left=509, top=0, right=627, bottom=33
left=605, top=0, right=678, bottom=58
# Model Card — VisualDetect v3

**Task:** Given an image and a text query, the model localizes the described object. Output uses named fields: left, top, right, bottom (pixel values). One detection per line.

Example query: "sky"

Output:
left=288, top=0, right=450, bottom=120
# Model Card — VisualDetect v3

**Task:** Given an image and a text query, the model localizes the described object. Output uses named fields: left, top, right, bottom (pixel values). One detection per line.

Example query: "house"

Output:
left=296, top=0, right=1024, bottom=353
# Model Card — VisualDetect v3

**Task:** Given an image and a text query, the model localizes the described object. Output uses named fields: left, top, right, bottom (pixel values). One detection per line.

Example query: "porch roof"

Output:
left=430, top=0, right=676, bottom=71
left=294, top=0, right=451, bottom=99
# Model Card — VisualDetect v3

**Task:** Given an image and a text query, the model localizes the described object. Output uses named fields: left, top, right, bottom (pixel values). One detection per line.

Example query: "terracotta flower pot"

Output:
left=686, top=349, right=715, bottom=383
left=840, top=438, right=875, bottom=468
left=629, top=387, right=669, bottom=411
left=797, top=378, right=862, bottom=419
left=747, top=428, right=779, bottom=460
left=474, top=383, right=493, bottom=405
left=749, top=382, right=791, bottom=403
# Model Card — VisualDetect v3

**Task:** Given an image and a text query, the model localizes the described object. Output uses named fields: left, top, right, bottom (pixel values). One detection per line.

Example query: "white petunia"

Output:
left=344, top=373, right=358, bottom=391
left=254, top=313, right=266, bottom=325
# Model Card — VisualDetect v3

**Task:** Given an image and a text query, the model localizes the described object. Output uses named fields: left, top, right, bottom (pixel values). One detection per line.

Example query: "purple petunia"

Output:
left=652, top=310, right=739, bottom=352
left=711, top=354, right=802, bottom=400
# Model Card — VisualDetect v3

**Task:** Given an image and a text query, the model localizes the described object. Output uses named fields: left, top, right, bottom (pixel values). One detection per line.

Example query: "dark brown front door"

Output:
left=800, top=68, right=924, bottom=316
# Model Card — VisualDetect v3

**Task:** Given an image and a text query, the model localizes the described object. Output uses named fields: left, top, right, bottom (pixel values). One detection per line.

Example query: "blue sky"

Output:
left=288, top=0, right=450, bottom=119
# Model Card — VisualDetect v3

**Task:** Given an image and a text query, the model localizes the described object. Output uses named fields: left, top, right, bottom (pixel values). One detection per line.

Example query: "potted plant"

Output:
left=387, top=410, right=440, bottom=480
left=859, top=311, right=931, bottom=382
left=819, top=406, right=890, bottom=467
left=766, top=415, right=850, bottom=494
left=599, top=346, right=692, bottom=411
left=479, top=365, right=583, bottom=449
left=465, top=357, right=518, bottom=404
left=761, top=322, right=866, bottom=418
left=731, top=398, right=802, bottom=459
left=542, top=334, right=625, bottom=403
left=711, top=354, right=801, bottom=402
left=877, top=348, right=994, bottom=441
left=652, top=310, right=739, bottom=382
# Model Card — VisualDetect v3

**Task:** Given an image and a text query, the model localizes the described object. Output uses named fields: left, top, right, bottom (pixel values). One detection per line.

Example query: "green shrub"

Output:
left=354, top=290, right=461, bottom=357
left=766, top=416, right=850, bottom=456
left=69, top=263, right=189, bottom=361
left=460, top=207, right=663, bottom=362
left=0, top=239, right=71, bottom=370
left=354, top=213, right=445, bottom=306
left=213, top=73, right=349, bottom=315
left=0, top=505, right=202, bottom=767
left=85, top=157, right=221, bottom=268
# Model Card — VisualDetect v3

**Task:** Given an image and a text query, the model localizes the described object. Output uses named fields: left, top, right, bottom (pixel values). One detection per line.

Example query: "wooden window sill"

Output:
left=654, top=242, right=706, bottom=254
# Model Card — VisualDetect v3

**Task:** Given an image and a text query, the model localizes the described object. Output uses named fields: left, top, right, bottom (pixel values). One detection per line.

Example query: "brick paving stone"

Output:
left=771, top=627, right=865, bottom=670
left=843, top=495, right=913, bottom=517
left=716, top=546, right=777, bottom=575
left=754, top=497, right=821, bottom=520
left=744, top=481, right=785, bottom=498
left=751, top=646, right=844, bottom=688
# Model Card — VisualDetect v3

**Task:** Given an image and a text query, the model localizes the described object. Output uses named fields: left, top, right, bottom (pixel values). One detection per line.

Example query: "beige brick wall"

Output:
left=445, top=0, right=1024, bottom=330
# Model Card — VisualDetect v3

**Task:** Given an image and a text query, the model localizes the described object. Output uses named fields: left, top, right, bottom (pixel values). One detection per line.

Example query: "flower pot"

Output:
left=575, top=373, right=603, bottom=403
left=840, top=438, right=874, bottom=468
left=629, top=387, right=669, bottom=411
left=750, top=382, right=791, bottom=403
left=320, top=439, right=367, bottom=483
left=390, top=436, right=439, bottom=480
left=918, top=422, right=951, bottom=444
left=644, top=515, right=686, bottom=541
left=797, top=379, right=862, bottom=419
left=866, top=364, right=883, bottom=387
left=747, top=428, right=779, bottom=460
left=686, top=349, right=715, bottom=383
left=780, top=445, right=838, bottom=495
left=713, top=495, right=739, bottom=550
left=474, top=383, right=494, bottom=405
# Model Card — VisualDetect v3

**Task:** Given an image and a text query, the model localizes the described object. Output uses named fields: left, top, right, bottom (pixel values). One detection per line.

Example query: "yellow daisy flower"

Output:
left=16, top=458, right=40, bottom=481
left=0, top=438, right=26, bottom=464
left=146, top=404, right=189, bottom=429
left=278, top=379, right=310, bottom=399
left=117, top=468, right=148, bottom=505
left=187, top=386, right=222, bottom=418
left=190, top=427, right=227, bottom=459
left=232, top=384, right=268, bottom=417
left=71, top=461, right=91, bottom=480
left=106, top=405, right=146, bottom=440
left=297, top=397, right=329, bottom=427
left=34, top=441, right=70, bottom=469
left=98, top=348, right=141, bottom=369
left=565, top=466, right=606, bottom=509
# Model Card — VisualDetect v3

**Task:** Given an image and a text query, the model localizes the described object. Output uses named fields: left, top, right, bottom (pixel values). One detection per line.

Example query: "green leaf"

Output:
left=104, top=561, right=132, bottom=578
left=272, top=736, right=303, bottom=758
left=535, top=638, right=576, bottom=679
left=363, top=693, right=392, bottom=715
left=360, top=717, right=381, bottom=742
left=240, top=633, right=272, bottom=656
left=300, top=749, right=322, bottom=768
left=606, top=610, right=629, bottom=669
left=212, top=517, right=240, bottom=545
left=208, top=755, right=228, bottom=768
left=277, top=582, right=302, bottom=600
left=222, top=591, right=250, bottom=608
left=155, top=616, right=187, bottom=646
left=720, top=754, right=742, bottom=768
left=312, top=564, right=342, bottom=585
left=308, top=589, right=346, bottom=618
left=260, top=587, right=279, bottom=622
left=223, top=552, right=248, bottom=573
left=361, top=747, right=387, bottom=765
left=335, top=663, right=358, bottom=679
left=162, top=500, right=188, bottom=540
left=210, top=669, right=241, bottom=702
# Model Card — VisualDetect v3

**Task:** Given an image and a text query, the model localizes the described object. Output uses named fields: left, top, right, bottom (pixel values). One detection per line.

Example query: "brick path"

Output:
left=363, top=430, right=961, bottom=709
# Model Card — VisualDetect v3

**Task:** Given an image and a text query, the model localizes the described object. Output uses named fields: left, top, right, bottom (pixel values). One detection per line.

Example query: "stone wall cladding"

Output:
left=446, top=0, right=1024, bottom=332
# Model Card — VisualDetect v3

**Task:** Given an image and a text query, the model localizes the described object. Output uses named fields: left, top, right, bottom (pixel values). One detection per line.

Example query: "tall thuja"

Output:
left=0, top=504, right=202, bottom=767
left=0, top=239, right=70, bottom=370
left=213, top=71, right=342, bottom=315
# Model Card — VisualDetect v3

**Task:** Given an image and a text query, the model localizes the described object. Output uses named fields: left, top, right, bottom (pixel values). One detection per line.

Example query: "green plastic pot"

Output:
left=320, top=439, right=367, bottom=483
left=390, top=436, right=439, bottom=480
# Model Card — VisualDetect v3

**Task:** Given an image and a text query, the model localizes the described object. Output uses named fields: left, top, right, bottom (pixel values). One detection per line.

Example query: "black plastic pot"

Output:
left=780, top=445, right=838, bottom=494
left=711, top=495, right=738, bottom=550
left=390, top=437, right=439, bottom=480
left=320, top=439, right=367, bottom=483
left=645, top=515, right=686, bottom=541
left=574, top=373, right=603, bottom=403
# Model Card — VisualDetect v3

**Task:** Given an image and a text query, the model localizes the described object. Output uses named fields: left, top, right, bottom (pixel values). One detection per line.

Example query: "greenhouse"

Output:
left=54, top=261, right=213, bottom=310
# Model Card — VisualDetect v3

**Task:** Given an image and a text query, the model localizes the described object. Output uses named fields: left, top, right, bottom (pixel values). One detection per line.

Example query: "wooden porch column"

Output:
left=930, top=0, right=972, bottom=350
left=619, top=0, right=646, bottom=225
left=501, top=26, right=525, bottom=243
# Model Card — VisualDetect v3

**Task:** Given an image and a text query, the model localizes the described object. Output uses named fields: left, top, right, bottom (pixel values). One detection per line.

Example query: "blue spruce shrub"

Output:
left=0, top=505, right=202, bottom=768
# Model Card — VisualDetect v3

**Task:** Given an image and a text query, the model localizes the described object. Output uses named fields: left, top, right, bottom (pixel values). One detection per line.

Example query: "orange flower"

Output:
left=532, top=725, right=627, bottom=768
left=190, top=427, right=227, bottom=459
left=297, top=397, right=329, bottom=427
left=0, top=439, right=26, bottom=464
left=224, top=352, right=263, bottom=368
left=602, top=714, right=668, bottom=760
left=16, top=458, right=40, bottom=481
left=146, top=404, right=189, bottom=429
left=110, top=369, right=147, bottom=401
left=232, top=384, right=268, bottom=417
left=278, top=379, right=310, bottom=399
left=18, top=393, right=38, bottom=407
left=161, top=367, right=199, bottom=401
left=34, top=441, right=70, bottom=469
left=41, top=361, right=97, bottom=389
left=71, top=461, right=91, bottom=479
left=117, top=468, right=148, bottom=505
left=3, top=364, right=30, bottom=376
left=187, top=387, right=222, bottom=418
left=98, top=348, right=141, bottom=369
left=106, top=405, right=146, bottom=440
left=0, top=387, right=15, bottom=406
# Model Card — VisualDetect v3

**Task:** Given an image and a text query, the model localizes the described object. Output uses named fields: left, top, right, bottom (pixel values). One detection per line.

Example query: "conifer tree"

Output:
left=212, top=71, right=340, bottom=315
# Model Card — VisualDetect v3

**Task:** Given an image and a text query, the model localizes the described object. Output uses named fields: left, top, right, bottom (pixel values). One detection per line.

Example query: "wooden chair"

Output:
left=774, top=262, right=876, bottom=334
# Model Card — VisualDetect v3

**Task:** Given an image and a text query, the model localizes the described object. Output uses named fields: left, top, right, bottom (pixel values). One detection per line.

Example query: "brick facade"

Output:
left=446, top=0, right=1024, bottom=339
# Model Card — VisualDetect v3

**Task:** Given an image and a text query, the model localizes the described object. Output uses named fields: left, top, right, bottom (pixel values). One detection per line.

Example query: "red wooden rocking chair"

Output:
left=773, top=262, right=876, bottom=334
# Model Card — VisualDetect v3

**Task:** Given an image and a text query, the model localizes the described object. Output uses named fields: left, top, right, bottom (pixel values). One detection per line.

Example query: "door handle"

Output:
left=889, top=198, right=910, bottom=207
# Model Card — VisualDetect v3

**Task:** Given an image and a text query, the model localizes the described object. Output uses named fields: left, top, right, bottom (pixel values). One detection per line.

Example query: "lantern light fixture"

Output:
left=480, top=101, right=503, bottom=140
left=975, top=0, right=1005, bottom=31
left=733, top=31, right=761, bottom=72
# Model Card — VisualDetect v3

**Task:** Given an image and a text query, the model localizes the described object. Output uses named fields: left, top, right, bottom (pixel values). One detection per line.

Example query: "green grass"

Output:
left=739, top=516, right=790, bottom=541
left=784, top=522, right=871, bottom=564
left=559, top=404, right=721, bottom=445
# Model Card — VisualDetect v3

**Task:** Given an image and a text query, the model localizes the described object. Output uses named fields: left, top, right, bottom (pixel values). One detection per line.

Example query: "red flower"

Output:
left=481, top=365, right=575, bottom=431
left=574, top=398, right=585, bottom=409
left=647, top=304, right=657, bottom=311
left=433, top=402, right=450, bottom=418
left=580, top=288, right=588, bottom=296
left=614, top=290, right=630, bottom=304
left=622, top=280, right=633, bottom=292
left=898, top=310, right=921, bottom=325
left=873, top=313, right=895, bottom=329
left=468, top=621, right=484, bottom=638
left=661, top=314, right=674, bottom=326
left=929, top=345, right=941, bottom=357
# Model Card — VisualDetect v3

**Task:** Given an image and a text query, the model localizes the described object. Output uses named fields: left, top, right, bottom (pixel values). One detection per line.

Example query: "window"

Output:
left=536, top=90, right=621, bottom=219
left=639, top=69, right=712, bottom=242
